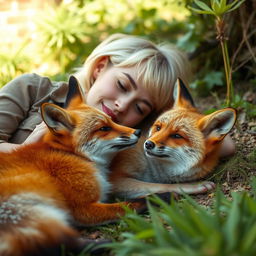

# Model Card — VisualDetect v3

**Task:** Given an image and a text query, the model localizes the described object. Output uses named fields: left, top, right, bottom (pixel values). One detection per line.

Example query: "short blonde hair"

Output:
left=75, top=33, right=191, bottom=113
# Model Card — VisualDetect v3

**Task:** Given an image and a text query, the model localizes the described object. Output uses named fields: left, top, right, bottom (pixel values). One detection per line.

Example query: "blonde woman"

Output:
left=0, top=34, right=234, bottom=155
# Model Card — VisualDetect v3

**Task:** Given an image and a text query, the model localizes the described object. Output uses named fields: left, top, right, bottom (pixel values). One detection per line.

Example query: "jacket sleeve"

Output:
left=0, top=73, right=42, bottom=143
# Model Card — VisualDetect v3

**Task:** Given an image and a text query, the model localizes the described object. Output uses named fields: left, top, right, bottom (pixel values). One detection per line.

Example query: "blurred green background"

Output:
left=0, top=0, right=255, bottom=108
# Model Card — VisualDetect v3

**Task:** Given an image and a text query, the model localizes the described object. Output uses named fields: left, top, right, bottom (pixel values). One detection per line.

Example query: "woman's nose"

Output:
left=115, top=97, right=130, bottom=112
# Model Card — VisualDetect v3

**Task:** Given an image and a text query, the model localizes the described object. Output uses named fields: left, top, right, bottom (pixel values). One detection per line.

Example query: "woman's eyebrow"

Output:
left=141, top=99, right=153, bottom=110
left=123, top=72, right=137, bottom=89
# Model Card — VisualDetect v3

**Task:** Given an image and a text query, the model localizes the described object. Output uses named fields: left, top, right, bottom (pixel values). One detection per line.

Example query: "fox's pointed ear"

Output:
left=173, top=78, right=195, bottom=109
left=198, top=108, right=237, bottom=141
left=41, top=103, right=75, bottom=135
left=64, top=75, right=86, bottom=108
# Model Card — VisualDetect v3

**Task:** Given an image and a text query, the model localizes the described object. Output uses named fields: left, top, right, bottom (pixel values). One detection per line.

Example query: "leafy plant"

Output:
left=190, top=70, right=224, bottom=96
left=0, top=41, right=32, bottom=88
left=107, top=177, right=256, bottom=256
left=231, top=93, right=256, bottom=118
left=189, top=0, right=246, bottom=106
left=34, top=1, right=88, bottom=73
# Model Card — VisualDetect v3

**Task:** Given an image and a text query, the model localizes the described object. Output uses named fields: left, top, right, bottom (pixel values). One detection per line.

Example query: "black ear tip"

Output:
left=176, top=77, right=195, bottom=107
left=69, top=75, right=79, bottom=87
left=64, top=76, right=81, bottom=108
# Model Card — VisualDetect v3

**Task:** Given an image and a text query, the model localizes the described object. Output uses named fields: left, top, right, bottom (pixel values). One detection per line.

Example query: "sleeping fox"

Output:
left=109, top=78, right=237, bottom=199
left=0, top=78, right=145, bottom=256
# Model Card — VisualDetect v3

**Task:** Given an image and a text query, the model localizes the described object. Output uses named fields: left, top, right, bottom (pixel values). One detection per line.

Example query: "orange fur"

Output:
left=0, top=101, right=144, bottom=256
left=109, top=78, right=237, bottom=199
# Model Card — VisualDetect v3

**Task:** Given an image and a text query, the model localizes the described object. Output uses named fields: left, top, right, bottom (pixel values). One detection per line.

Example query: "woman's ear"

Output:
left=93, top=56, right=109, bottom=79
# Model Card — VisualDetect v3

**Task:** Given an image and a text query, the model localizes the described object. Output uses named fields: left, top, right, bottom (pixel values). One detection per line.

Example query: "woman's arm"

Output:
left=0, top=74, right=36, bottom=137
left=0, top=142, right=21, bottom=152
left=0, top=74, right=47, bottom=152
left=0, top=122, right=47, bottom=152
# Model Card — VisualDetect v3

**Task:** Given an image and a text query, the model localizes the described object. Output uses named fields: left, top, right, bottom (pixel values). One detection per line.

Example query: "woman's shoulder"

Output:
left=1, top=73, right=68, bottom=101
left=4, top=73, right=53, bottom=89
left=15, top=73, right=53, bottom=86
left=10, top=73, right=68, bottom=90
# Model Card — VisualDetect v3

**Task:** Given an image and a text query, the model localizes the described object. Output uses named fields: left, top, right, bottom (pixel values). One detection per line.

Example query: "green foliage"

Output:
left=28, top=0, right=190, bottom=76
left=190, top=71, right=224, bottom=96
left=231, top=93, right=256, bottom=118
left=35, top=1, right=89, bottom=74
left=189, top=0, right=246, bottom=106
left=107, top=179, right=256, bottom=255
left=0, top=41, right=32, bottom=88
left=189, top=0, right=245, bottom=17
left=0, top=0, right=189, bottom=86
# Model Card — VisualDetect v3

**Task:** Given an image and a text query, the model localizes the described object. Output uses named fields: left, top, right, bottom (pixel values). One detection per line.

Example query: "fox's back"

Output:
left=0, top=143, right=99, bottom=203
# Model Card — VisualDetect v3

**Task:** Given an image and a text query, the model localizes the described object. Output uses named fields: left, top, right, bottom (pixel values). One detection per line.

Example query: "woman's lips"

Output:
left=101, top=103, right=117, bottom=122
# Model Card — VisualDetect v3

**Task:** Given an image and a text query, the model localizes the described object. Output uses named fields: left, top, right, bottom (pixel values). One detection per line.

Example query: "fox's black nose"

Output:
left=134, top=129, right=141, bottom=137
left=145, top=140, right=155, bottom=149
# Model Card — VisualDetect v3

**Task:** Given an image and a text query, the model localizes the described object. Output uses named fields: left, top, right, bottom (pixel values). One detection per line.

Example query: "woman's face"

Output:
left=86, top=61, right=154, bottom=127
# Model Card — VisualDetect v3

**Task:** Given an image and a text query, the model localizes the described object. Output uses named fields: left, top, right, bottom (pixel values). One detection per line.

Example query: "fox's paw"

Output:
left=126, top=197, right=148, bottom=213
left=172, top=181, right=215, bottom=195
left=202, top=181, right=215, bottom=190
left=189, top=181, right=216, bottom=194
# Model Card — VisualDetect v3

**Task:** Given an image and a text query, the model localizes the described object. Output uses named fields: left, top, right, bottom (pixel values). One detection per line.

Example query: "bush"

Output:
left=0, top=42, right=32, bottom=88
left=108, top=177, right=256, bottom=256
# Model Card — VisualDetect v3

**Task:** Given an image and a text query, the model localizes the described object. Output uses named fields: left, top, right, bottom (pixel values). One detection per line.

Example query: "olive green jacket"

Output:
left=0, top=73, right=69, bottom=144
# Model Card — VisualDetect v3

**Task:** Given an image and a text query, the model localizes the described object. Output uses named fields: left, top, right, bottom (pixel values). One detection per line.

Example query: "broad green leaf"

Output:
left=194, top=0, right=213, bottom=12
left=212, top=0, right=222, bottom=14
left=135, top=229, right=155, bottom=239
left=241, top=223, right=256, bottom=251
left=227, top=0, right=246, bottom=13
left=188, top=6, right=215, bottom=15
left=204, top=71, right=224, bottom=89
left=223, top=193, right=241, bottom=251
left=147, top=202, right=170, bottom=247
left=220, top=0, right=227, bottom=9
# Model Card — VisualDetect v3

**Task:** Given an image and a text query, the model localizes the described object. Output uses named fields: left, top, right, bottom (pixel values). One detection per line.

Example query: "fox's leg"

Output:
left=72, top=199, right=147, bottom=225
left=111, top=177, right=215, bottom=199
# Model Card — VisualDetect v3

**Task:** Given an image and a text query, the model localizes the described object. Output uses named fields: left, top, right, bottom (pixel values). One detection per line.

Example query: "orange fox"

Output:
left=0, top=78, right=145, bottom=256
left=110, top=78, right=237, bottom=199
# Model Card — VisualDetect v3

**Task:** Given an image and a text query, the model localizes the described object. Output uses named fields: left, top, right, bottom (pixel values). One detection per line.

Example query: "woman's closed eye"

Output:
left=135, top=104, right=144, bottom=115
left=117, top=80, right=127, bottom=92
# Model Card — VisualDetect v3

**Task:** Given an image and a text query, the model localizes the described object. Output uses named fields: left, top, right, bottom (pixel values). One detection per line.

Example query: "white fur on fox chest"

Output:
left=138, top=153, right=202, bottom=183
left=94, top=166, right=112, bottom=202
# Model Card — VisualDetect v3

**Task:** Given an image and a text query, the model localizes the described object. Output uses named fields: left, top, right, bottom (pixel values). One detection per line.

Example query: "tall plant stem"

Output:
left=220, top=40, right=233, bottom=106
left=217, top=17, right=233, bottom=107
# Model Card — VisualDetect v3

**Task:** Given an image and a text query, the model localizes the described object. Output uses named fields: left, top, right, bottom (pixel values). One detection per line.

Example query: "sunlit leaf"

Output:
left=194, top=0, right=214, bottom=12
left=188, top=7, right=215, bottom=15
left=226, top=0, right=246, bottom=13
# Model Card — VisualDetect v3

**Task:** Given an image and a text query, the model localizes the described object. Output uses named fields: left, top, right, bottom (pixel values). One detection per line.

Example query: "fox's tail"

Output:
left=0, top=192, right=83, bottom=256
